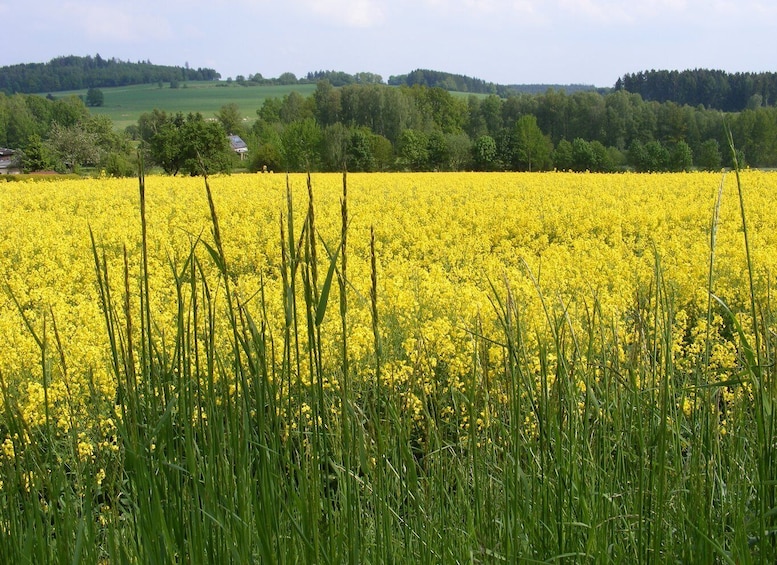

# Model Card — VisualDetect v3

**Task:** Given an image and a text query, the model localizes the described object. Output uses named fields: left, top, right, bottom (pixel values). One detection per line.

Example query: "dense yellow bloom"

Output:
left=1, top=438, right=14, bottom=459
left=1, top=171, right=775, bottom=439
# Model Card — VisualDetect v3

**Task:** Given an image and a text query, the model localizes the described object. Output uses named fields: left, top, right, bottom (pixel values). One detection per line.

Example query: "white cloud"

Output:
left=421, top=0, right=537, bottom=17
left=60, top=2, right=173, bottom=42
left=552, top=0, right=777, bottom=25
left=293, top=0, right=386, bottom=27
left=550, top=0, right=720, bottom=26
left=706, top=0, right=777, bottom=19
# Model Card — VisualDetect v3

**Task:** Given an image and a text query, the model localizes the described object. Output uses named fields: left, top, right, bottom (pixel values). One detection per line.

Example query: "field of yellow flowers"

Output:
left=1, top=170, right=776, bottom=562
left=2, top=172, right=772, bottom=434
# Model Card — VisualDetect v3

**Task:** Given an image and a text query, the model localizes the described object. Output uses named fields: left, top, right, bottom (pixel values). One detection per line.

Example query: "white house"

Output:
left=0, top=148, right=19, bottom=175
left=228, top=135, right=248, bottom=160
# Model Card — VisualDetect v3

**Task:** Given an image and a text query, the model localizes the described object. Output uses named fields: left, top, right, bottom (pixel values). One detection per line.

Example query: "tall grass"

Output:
left=0, top=164, right=775, bottom=563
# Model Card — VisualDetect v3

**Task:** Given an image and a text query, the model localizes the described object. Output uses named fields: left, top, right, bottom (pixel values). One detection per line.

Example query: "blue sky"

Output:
left=1, top=0, right=773, bottom=87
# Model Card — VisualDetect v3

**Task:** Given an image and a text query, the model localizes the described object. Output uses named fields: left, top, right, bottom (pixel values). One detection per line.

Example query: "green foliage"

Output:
left=389, top=68, right=500, bottom=95
left=279, top=91, right=314, bottom=124
left=146, top=112, right=232, bottom=175
left=571, top=137, right=596, bottom=170
left=0, top=54, right=219, bottom=95
left=554, top=137, right=617, bottom=172
left=618, top=68, right=777, bottom=111
left=473, top=135, right=498, bottom=171
left=552, top=138, right=573, bottom=170
left=51, top=95, right=90, bottom=126
left=307, top=70, right=383, bottom=86
left=628, top=140, right=648, bottom=171
left=85, top=87, right=104, bottom=107
left=670, top=140, right=694, bottom=171
left=313, top=80, right=341, bottom=127
left=249, top=142, right=282, bottom=172
left=345, top=127, right=376, bottom=172
left=426, top=130, right=449, bottom=171
left=509, top=114, right=553, bottom=171
left=730, top=107, right=777, bottom=167
left=4, top=70, right=777, bottom=174
left=629, top=139, right=674, bottom=172
left=46, top=121, right=101, bottom=172
left=445, top=132, right=472, bottom=171
left=698, top=139, right=723, bottom=171
left=137, top=108, right=169, bottom=142
left=100, top=151, right=136, bottom=177
left=410, top=86, right=467, bottom=133
left=320, top=122, right=349, bottom=171
left=178, top=114, right=232, bottom=175
left=215, top=102, right=244, bottom=136
left=19, top=134, right=51, bottom=172
left=276, top=72, right=298, bottom=85
left=397, top=129, right=428, bottom=171
left=572, top=138, right=612, bottom=171
left=279, top=118, right=322, bottom=171
left=370, top=133, right=394, bottom=171
left=256, top=96, right=283, bottom=124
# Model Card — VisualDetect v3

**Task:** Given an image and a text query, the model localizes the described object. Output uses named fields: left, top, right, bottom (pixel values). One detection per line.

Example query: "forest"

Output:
left=6, top=55, right=774, bottom=111
left=0, top=55, right=220, bottom=95
left=616, top=68, right=777, bottom=111
left=147, top=79, right=777, bottom=174
left=2, top=72, right=777, bottom=176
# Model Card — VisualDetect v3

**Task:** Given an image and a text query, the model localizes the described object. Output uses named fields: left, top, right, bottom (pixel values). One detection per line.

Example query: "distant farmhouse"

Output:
left=228, top=135, right=248, bottom=160
left=0, top=148, right=19, bottom=175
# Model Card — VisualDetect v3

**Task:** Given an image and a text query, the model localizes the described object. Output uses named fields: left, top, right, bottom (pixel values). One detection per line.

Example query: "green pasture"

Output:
left=58, top=81, right=318, bottom=130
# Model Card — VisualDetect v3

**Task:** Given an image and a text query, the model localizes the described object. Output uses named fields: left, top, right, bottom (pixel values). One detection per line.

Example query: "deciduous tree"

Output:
left=216, top=103, right=244, bottom=136
left=280, top=118, right=322, bottom=171
left=510, top=114, right=552, bottom=171
left=473, top=135, right=498, bottom=171
left=46, top=121, right=100, bottom=172
left=86, top=87, right=104, bottom=107
left=670, top=140, right=693, bottom=171
left=147, top=112, right=231, bottom=175
left=697, top=139, right=722, bottom=171
left=397, top=129, right=428, bottom=171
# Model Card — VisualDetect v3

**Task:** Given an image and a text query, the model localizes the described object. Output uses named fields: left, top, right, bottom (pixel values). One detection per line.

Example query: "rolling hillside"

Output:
left=55, top=81, right=319, bottom=130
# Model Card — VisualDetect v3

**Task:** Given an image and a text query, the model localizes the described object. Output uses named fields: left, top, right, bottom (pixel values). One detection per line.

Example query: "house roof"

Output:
left=0, top=148, right=15, bottom=157
left=228, top=135, right=248, bottom=152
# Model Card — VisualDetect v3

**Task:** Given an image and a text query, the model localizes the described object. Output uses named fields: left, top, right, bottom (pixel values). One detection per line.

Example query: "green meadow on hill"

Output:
left=58, top=81, right=318, bottom=130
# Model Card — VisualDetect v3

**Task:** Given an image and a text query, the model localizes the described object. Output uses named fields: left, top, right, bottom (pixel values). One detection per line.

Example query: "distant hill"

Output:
left=499, top=83, right=604, bottom=95
left=0, top=55, right=603, bottom=98
left=388, top=68, right=600, bottom=96
left=0, top=55, right=220, bottom=95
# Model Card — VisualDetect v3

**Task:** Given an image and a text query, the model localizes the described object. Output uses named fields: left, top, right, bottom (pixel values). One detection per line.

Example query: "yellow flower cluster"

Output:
left=1, top=171, right=775, bottom=443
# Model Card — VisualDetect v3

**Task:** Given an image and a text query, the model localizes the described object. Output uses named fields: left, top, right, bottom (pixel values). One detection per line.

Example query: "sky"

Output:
left=0, top=0, right=774, bottom=88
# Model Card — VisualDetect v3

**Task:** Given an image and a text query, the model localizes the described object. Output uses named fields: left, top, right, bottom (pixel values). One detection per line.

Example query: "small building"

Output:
left=0, top=148, right=20, bottom=175
left=228, top=135, right=248, bottom=160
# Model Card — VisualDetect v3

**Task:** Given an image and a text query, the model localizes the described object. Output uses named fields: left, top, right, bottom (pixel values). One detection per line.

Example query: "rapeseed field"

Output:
left=1, top=171, right=775, bottom=563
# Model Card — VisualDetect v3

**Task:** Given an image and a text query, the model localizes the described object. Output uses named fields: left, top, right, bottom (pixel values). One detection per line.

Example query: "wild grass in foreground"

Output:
left=0, top=167, right=776, bottom=564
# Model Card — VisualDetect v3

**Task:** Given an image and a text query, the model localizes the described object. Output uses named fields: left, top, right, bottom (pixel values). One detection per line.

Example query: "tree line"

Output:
left=5, top=54, right=774, bottom=113
left=242, top=67, right=599, bottom=97
left=387, top=69, right=599, bottom=97
left=0, top=92, right=134, bottom=175
left=616, top=69, right=777, bottom=112
left=3, top=80, right=777, bottom=177
left=218, top=81, right=777, bottom=174
left=0, top=55, right=220, bottom=95
left=232, top=70, right=385, bottom=88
